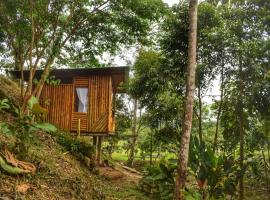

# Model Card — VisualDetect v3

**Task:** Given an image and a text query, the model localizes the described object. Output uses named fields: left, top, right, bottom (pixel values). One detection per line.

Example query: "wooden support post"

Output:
left=77, top=119, right=81, bottom=138
left=96, top=136, right=103, bottom=165
left=93, top=136, right=97, bottom=146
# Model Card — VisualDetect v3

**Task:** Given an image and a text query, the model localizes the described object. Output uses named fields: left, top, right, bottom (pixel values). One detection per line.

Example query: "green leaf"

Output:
left=33, top=123, right=57, bottom=133
left=28, top=96, right=38, bottom=109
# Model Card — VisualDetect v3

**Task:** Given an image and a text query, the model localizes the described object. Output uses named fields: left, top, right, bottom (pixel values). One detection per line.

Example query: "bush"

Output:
left=51, top=131, right=94, bottom=160
left=138, top=162, right=176, bottom=200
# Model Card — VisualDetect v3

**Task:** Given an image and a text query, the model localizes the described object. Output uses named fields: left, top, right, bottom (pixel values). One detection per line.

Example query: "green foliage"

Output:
left=0, top=122, right=13, bottom=136
left=27, top=96, right=48, bottom=121
left=183, top=188, right=202, bottom=200
left=0, top=97, right=94, bottom=170
left=130, top=50, right=183, bottom=152
left=0, top=156, right=26, bottom=175
left=189, top=136, right=239, bottom=198
left=0, top=98, right=56, bottom=157
left=33, top=75, right=61, bottom=86
left=0, top=99, right=10, bottom=110
left=31, top=122, right=57, bottom=133
left=0, top=75, right=21, bottom=106
left=102, top=94, right=132, bottom=158
left=28, top=96, right=39, bottom=110
left=139, top=162, right=176, bottom=200
left=51, top=131, right=94, bottom=160
left=129, top=50, right=165, bottom=104
left=45, top=75, right=61, bottom=85
left=0, top=0, right=166, bottom=70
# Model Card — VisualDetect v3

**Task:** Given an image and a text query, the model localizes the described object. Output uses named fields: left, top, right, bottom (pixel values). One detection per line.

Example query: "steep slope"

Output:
left=0, top=75, right=21, bottom=106
left=0, top=76, right=147, bottom=200
left=0, top=131, right=147, bottom=200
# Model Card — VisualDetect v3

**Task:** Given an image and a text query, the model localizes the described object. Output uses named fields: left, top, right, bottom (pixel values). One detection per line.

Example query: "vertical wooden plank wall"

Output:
left=40, top=85, right=73, bottom=130
left=40, top=75, right=115, bottom=134
left=88, top=75, right=111, bottom=133
left=107, top=76, right=115, bottom=133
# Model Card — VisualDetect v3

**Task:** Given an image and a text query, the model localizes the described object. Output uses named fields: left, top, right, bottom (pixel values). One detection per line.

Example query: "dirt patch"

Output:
left=97, top=164, right=142, bottom=184
left=98, top=167, right=124, bottom=180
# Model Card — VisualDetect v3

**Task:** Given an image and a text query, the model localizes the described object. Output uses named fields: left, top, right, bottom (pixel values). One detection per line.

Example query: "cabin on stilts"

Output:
left=10, top=67, right=129, bottom=163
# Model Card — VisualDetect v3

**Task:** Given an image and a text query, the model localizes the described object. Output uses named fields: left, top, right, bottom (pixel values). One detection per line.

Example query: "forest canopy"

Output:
left=0, top=0, right=269, bottom=200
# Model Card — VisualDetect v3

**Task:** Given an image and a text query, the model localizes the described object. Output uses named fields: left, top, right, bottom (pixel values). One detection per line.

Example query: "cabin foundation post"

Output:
left=95, top=136, right=103, bottom=165
left=77, top=119, right=81, bottom=138
left=93, top=136, right=97, bottom=146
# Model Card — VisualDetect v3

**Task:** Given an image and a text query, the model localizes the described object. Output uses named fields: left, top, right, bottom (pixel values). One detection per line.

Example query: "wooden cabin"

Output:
left=11, top=67, right=129, bottom=136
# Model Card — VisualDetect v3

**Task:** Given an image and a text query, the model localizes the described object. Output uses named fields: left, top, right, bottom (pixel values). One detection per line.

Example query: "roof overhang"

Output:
left=9, top=66, right=129, bottom=93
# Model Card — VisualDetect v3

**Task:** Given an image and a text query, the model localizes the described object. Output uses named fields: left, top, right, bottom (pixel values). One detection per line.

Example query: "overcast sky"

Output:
left=163, top=0, right=179, bottom=7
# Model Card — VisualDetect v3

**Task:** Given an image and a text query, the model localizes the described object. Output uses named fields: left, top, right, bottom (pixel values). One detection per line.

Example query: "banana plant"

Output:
left=189, top=136, right=238, bottom=199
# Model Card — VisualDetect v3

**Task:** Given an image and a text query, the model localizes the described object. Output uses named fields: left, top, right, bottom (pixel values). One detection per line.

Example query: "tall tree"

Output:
left=0, top=0, right=165, bottom=109
left=174, top=0, right=198, bottom=199
left=126, top=98, right=138, bottom=167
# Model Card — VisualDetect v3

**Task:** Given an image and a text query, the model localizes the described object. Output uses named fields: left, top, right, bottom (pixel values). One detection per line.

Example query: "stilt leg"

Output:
left=93, top=136, right=97, bottom=146
left=77, top=119, right=81, bottom=138
left=96, top=136, right=103, bottom=165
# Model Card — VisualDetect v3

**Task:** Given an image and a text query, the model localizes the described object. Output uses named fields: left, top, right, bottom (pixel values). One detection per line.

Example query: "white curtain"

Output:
left=76, top=88, right=88, bottom=112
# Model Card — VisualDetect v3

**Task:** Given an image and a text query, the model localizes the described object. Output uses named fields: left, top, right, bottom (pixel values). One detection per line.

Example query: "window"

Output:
left=74, top=87, right=88, bottom=113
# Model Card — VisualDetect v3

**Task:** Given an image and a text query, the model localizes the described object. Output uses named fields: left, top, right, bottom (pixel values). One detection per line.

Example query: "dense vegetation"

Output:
left=114, top=0, right=270, bottom=199
left=0, top=0, right=269, bottom=199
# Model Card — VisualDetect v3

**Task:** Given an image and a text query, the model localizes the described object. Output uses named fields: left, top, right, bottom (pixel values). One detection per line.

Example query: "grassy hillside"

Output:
left=0, top=130, right=147, bottom=200
left=0, top=76, right=147, bottom=200
left=0, top=75, right=21, bottom=106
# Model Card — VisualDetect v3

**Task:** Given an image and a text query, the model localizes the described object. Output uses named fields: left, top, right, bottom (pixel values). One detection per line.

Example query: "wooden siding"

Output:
left=88, top=75, right=111, bottom=133
left=40, top=85, right=73, bottom=130
left=73, top=77, right=89, bottom=87
left=71, top=77, right=89, bottom=132
left=71, top=112, right=88, bottom=131
left=40, top=75, right=115, bottom=134
left=108, top=78, right=115, bottom=133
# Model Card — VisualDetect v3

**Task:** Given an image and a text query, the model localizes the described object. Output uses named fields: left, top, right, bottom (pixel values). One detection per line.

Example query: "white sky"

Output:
left=163, top=0, right=180, bottom=6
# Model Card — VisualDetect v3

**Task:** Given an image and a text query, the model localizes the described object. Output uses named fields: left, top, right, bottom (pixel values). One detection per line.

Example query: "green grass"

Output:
left=112, top=152, right=129, bottom=161
left=112, top=150, right=177, bottom=163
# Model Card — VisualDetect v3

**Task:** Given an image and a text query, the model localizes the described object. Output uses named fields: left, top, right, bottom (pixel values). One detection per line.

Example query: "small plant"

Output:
left=189, top=136, right=238, bottom=199
left=50, top=131, right=94, bottom=163
left=1, top=96, right=56, bottom=158
left=139, top=161, right=176, bottom=199
left=0, top=99, right=10, bottom=110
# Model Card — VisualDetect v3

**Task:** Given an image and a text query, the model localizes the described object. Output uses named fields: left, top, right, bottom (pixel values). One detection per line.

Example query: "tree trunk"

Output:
left=213, top=61, right=224, bottom=153
left=96, top=136, right=103, bottom=166
left=261, top=148, right=270, bottom=196
left=238, top=54, right=244, bottom=200
left=127, top=99, right=138, bottom=167
left=198, top=84, right=202, bottom=143
left=26, top=0, right=35, bottom=98
left=16, top=49, right=25, bottom=101
left=34, top=61, right=53, bottom=99
left=174, top=0, right=198, bottom=199
left=21, top=0, right=35, bottom=112
left=150, top=130, right=153, bottom=166
left=267, top=141, right=270, bottom=167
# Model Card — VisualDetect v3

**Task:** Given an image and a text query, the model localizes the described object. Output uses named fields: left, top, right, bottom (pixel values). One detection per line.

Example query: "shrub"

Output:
left=51, top=131, right=94, bottom=160
left=138, top=162, right=176, bottom=200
